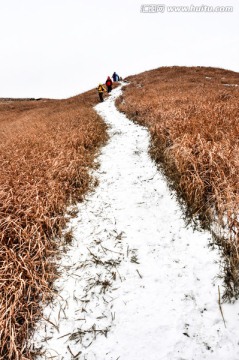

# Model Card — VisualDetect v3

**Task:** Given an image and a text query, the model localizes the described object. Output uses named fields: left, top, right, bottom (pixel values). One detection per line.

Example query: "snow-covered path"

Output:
left=32, top=85, right=239, bottom=359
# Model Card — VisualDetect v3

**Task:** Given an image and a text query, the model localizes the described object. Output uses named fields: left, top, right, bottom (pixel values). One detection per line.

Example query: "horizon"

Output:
left=1, top=64, right=238, bottom=100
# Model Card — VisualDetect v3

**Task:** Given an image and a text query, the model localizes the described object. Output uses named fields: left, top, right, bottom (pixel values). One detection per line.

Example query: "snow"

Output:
left=31, top=84, right=239, bottom=359
left=223, top=84, right=239, bottom=87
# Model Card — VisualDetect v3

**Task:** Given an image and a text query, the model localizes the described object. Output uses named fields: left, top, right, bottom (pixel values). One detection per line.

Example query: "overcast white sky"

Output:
left=0, top=0, right=238, bottom=98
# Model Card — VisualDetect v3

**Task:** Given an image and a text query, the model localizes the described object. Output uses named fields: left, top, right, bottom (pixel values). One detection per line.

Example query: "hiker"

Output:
left=105, top=76, right=113, bottom=93
left=97, top=83, right=106, bottom=102
left=112, top=72, right=120, bottom=82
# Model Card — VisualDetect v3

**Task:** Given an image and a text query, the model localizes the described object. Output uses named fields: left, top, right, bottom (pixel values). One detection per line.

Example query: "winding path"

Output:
left=32, top=85, right=239, bottom=360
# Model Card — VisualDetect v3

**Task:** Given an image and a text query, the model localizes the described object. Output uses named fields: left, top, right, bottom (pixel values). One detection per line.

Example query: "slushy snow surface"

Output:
left=31, top=85, right=239, bottom=359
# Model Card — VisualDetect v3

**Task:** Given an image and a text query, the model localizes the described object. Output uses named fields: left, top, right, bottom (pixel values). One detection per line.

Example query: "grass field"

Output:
left=0, top=89, right=108, bottom=359
left=116, top=66, right=239, bottom=301
left=1, top=68, right=239, bottom=358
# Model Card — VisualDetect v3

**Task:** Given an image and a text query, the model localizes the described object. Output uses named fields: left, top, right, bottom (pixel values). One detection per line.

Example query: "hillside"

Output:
left=116, top=66, right=239, bottom=299
left=31, top=82, right=239, bottom=360
left=0, top=88, right=109, bottom=359
left=1, top=66, right=239, bottom=359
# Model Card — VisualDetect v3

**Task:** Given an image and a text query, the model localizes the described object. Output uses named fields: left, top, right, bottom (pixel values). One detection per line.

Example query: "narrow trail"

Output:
left=32, top=85, right=239, bottom=359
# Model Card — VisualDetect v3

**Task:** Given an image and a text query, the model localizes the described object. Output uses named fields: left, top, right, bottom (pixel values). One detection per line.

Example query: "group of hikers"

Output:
left=97, top=72, right=121, bottom=102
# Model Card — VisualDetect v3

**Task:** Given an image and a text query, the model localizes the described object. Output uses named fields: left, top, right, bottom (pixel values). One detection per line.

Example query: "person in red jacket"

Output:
left=105, top=76, right=113, bottom=93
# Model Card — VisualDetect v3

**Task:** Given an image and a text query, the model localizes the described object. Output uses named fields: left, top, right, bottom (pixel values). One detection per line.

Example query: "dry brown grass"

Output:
left=117, top=66, right=239, bottom=300
left=0, top=88, right=109, bottom=359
